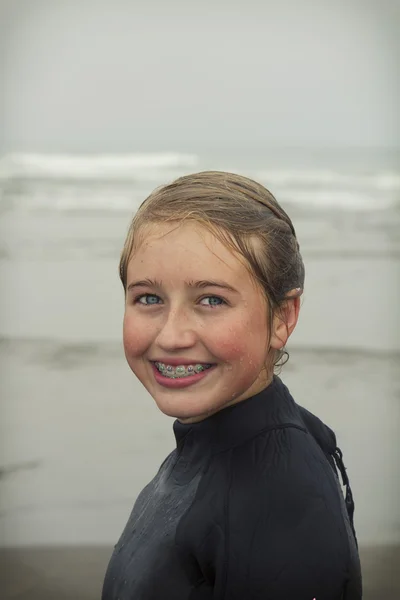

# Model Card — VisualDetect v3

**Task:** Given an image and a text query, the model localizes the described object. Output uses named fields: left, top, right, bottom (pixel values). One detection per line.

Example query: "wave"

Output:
left=279, top=190, right=397, bottom=211
left=1, top=184, right=151, bottom=212
left=2, top=184, right=397, bottom=213
left=255, top=169, right=400, bottom=191
left=2, top=154, right=399, bottom=190
left=0, top=152, right=199, bottom=180
left=0, top=153, right=399, bottom=213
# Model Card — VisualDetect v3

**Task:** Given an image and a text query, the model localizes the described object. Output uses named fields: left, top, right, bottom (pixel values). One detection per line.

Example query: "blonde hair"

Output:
left=120, top=171, right=305, bottom=372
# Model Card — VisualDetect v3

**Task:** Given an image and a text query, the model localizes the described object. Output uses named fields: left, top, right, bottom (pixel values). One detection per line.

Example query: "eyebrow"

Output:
left=127, top=278, right=239, bottom=294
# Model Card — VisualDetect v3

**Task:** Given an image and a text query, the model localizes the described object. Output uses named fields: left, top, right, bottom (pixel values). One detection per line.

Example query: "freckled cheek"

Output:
left=211, top=327, right=251, bottom=361
left=211, top=315, right=267, bottom=362
left=215, top=339, right=264, bottom=366
left=123, top=314, right=152, bottom=357
left=210, top=334, right=242, bottom=360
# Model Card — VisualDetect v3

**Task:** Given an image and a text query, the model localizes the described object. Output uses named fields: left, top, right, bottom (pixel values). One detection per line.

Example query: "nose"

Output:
left=155, top=306, right=197, bottom=352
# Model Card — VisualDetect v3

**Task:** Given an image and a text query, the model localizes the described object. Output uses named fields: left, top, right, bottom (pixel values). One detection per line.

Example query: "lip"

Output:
left=150, top=362, right=216, bottom=389
left=150, top=358, right=214, bottom=366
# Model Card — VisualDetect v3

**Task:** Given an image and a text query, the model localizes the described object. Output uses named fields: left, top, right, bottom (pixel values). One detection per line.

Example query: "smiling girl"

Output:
left=102, top=171, right=362, bottom=600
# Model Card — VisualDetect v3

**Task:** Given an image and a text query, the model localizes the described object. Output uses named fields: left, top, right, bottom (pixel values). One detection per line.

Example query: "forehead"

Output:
left=129, top=222, right=249, bottom=278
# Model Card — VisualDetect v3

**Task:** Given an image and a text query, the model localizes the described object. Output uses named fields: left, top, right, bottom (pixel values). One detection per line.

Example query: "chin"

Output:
left=154, top=395, right=219, bottom=422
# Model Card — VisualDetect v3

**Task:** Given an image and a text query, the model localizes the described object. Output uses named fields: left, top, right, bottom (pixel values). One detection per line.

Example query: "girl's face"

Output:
left=123, top=222, right=280, bottom=423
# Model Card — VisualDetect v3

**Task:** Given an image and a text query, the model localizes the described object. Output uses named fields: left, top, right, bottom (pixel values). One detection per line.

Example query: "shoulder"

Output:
left=229, top=425, right=334, bottom=486
left=187, top=429, right=357, bottom=599
left=194, top=425, right=340, bottom=511
left=225, top=426, right=347, bottom=536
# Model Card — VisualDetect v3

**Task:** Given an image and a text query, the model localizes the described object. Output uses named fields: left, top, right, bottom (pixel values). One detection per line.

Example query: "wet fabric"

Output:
left=102, top=376, right=362, bottom=600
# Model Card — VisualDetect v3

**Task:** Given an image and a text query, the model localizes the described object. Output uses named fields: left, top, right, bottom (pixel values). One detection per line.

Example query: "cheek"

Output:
left=211, top=312, right=268, bottom=362
left=123, top=313, right=150, bottom=357
left=215, top=338, right=266, bottom=367
left=214, top=336, right=246, bottom=361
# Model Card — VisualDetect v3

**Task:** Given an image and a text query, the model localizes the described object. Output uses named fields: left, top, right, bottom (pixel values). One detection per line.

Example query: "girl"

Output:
left=102, top=171, right=362, bottom=600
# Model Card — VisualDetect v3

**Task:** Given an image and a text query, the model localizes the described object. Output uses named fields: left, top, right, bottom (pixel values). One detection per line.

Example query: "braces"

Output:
left=155, top=362, right=211, bottom=378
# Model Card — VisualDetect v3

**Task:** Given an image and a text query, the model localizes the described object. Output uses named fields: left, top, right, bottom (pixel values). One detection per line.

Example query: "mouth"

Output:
left=151, top=361, right=215, bottom=379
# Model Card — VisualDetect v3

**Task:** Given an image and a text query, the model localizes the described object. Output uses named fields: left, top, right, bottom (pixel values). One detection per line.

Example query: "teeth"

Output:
left=154, top=362, right=212, bottom=378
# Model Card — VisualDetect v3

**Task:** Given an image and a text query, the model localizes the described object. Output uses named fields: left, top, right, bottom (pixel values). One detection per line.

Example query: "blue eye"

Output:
left=200, top=296, right=225, bottom=307
left=133, top=294, right=226, bottom=308
left=136, top=294, right=161, bottom=305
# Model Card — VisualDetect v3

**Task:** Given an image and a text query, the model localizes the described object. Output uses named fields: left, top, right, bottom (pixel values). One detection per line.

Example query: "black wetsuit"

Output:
left=102, top=376, right=362, bottom=600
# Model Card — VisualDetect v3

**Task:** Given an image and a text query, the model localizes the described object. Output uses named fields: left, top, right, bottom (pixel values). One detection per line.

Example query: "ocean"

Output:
left=0, top=148, right=399, bottom=598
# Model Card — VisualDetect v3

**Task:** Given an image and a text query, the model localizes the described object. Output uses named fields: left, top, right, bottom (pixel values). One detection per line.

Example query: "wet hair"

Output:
left=119, top=171, right=305, bottom=373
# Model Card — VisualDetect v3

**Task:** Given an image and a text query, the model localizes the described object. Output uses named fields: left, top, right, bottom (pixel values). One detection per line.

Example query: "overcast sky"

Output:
left=1, top=0, right=399, bottom=153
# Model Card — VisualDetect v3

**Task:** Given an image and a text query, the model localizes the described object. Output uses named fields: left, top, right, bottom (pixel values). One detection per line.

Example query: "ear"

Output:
left=270, top=289, right=302, bottom=350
